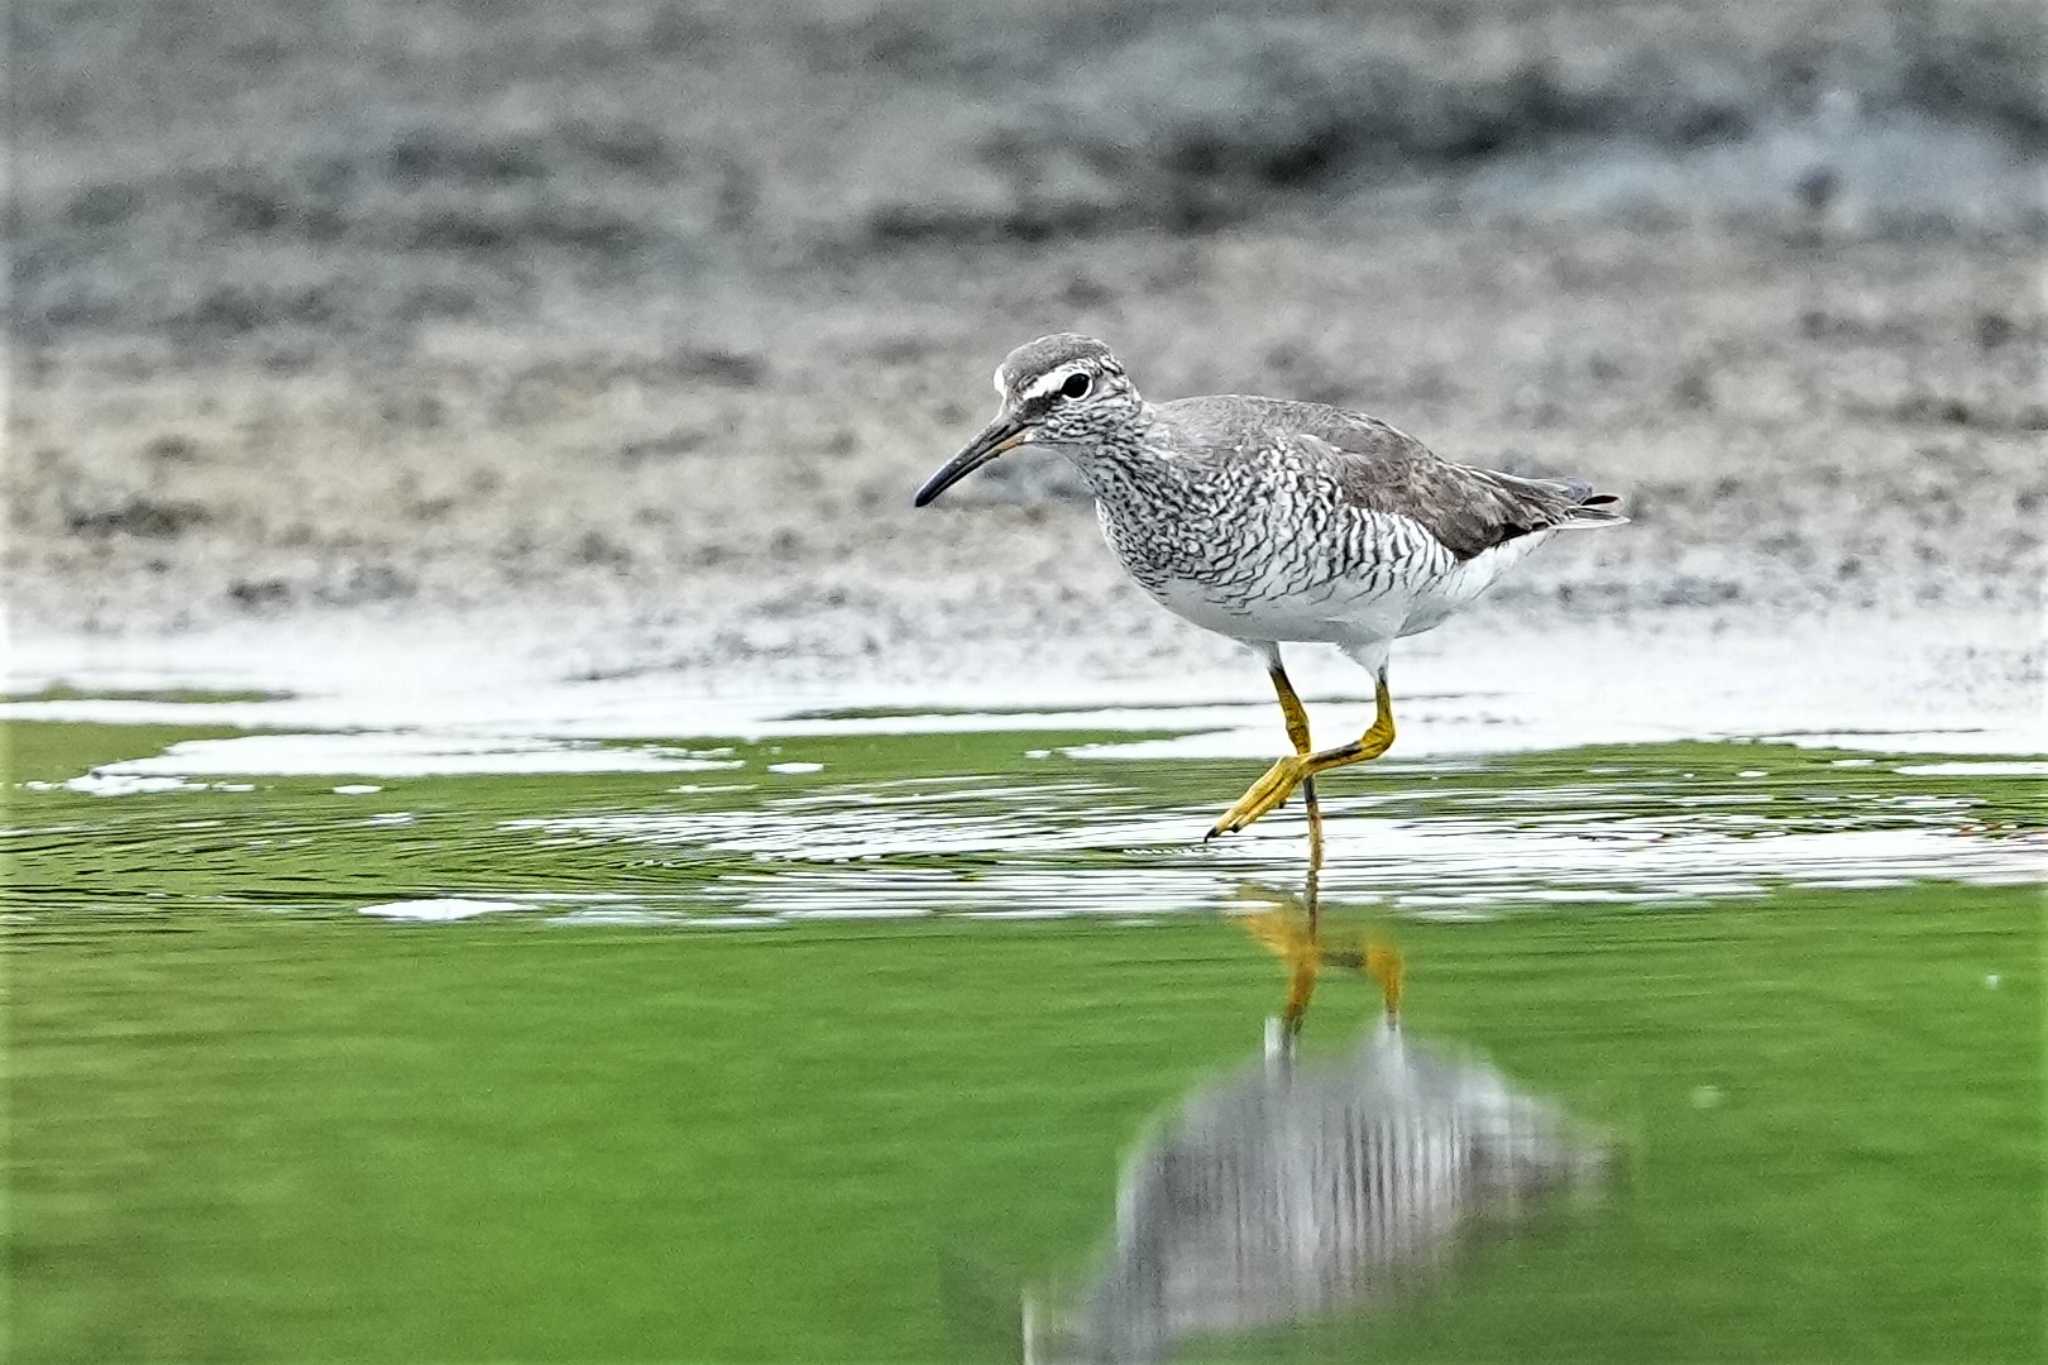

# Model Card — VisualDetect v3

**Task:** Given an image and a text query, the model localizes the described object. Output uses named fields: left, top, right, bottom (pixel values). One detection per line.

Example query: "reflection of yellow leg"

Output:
left=1366, top=941, right=1404, bottom=1023
left=1282, top=931, right=1319, bottom=1033
left=1210, top=673, right=1397, bottom=839
left=1243, top=898, right=1320, bottom=1034
left=1247, top=912, right=1403, bottom=1031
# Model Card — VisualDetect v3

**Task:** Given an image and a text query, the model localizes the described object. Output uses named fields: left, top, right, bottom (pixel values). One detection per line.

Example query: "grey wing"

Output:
left=1157, top=395, right=1622, bottom=560
left=1285, top=408, right=1622, bottom=562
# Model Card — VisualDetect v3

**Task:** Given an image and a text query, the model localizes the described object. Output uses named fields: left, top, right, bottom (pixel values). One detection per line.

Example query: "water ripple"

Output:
left=500, top=765, right=2042, bottom=919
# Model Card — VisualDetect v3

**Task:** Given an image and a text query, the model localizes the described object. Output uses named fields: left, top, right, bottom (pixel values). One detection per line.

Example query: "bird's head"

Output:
left=914, top=334, right=1140, bottom=507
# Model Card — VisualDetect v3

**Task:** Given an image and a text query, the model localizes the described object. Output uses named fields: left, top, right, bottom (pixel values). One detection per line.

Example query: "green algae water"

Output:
left=4, top=715, right=2042, bottom=1361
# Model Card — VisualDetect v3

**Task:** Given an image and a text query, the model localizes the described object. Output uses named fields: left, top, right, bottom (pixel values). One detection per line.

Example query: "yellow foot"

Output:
left=1206, top=755, right=1310, bottom=839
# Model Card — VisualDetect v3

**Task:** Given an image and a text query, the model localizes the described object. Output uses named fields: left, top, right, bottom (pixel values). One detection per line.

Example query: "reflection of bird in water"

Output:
left=1239, top=880, right=1403, bottom=1039
left=916, top=334, right=1625, bottom=848
left=1025, top=887, right=1607, bottom=1364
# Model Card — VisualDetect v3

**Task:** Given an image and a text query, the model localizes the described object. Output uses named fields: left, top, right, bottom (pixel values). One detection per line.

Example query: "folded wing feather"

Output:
left=1158, top=395, right=1625, bottom=562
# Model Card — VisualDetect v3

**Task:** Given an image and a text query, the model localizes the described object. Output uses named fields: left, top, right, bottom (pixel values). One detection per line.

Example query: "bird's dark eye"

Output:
left=1060, top=371, right=1092, bottom=400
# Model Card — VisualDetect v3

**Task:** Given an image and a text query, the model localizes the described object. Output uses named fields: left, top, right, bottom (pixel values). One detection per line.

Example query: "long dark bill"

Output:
left=913, top=414, right=1032, bottom=507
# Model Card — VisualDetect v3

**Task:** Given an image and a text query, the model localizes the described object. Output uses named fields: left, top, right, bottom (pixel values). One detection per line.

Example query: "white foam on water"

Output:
left=1893, top=761, right=2048, bottom=778
left=496, top=766, right=2039, bottom=918
left=1403, top=906, right=1503, bottom=922
left=544, top=908, right=687, bottom=927
left=1770, top=731, right=2045, bottom=756
left=5, top=611, right=2040, bottom=760
left=959, top=908, right=1077, bottom=920
left=63, top=773, right=203, bottom=797
left=10, top=609, right=2040, bottom=926
left=51, top=732, right=747, bottom=779
left=357, top=898, right=525, bottom=922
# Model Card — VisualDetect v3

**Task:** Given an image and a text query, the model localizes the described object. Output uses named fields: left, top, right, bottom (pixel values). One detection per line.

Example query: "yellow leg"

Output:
left=1209, top=672, right=1397, bottom=839
left=1267, top=662, right=1325, bottom=873
left=1294, top=807, right=1324, bottom=1030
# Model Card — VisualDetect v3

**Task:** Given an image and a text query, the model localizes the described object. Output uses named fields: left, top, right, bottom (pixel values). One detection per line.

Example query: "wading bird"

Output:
left=915, top=334, right=1624, bottom=845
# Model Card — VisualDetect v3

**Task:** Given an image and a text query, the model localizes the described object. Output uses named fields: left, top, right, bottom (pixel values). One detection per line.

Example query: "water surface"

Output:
left=5, top=710, right=2041, bottom=1361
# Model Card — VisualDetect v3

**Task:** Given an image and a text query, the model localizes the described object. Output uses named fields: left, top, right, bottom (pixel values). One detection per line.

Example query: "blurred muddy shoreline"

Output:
left=8, top=1, right=2044, bottom=696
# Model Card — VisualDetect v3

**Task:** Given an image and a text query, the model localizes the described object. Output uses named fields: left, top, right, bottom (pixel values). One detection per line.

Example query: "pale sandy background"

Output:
left=8, top=1, right=2044, bottom=727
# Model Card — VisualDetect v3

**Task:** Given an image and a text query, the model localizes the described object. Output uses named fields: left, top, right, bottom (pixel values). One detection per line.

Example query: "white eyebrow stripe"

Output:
left=1021, top=367, right=1082, bottom=400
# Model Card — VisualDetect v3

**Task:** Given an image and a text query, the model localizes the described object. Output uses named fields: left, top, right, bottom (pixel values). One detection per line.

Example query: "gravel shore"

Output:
left=9, top=1, right=2044, bottom=705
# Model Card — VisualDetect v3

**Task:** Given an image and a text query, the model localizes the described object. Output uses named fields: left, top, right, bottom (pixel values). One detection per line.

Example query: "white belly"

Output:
left=1142, top=572, right=1419, bottom=646
left=1400, top=530, right=1555, bottom=633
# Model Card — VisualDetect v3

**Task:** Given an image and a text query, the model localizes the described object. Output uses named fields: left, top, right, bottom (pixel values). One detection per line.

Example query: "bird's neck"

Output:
left=1058, top=404, right=1183, bottom=506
